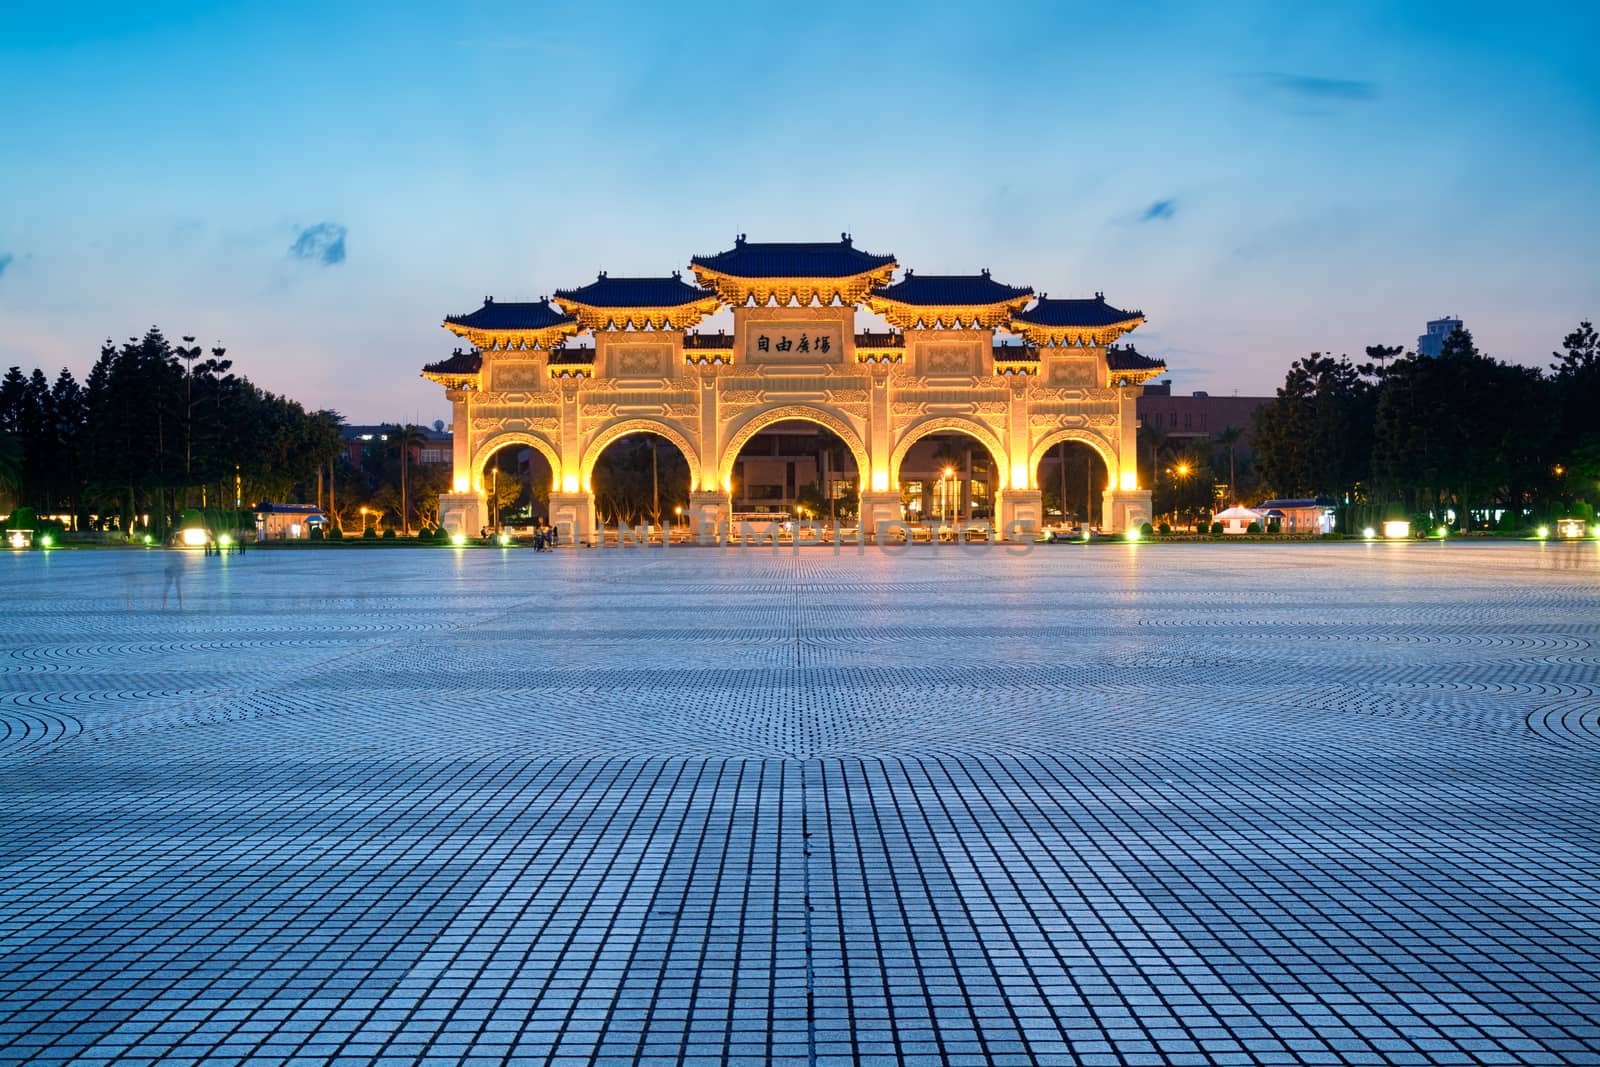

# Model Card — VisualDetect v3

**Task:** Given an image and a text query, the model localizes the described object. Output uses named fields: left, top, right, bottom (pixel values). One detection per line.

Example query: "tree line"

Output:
left=1247, top=321, right=1599, bottom=529
left=0, top=327, right=343, bottom=534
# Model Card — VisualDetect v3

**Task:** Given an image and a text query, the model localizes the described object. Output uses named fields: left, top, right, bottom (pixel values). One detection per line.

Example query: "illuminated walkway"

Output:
left=2, top=543, right=1598, bottom=1066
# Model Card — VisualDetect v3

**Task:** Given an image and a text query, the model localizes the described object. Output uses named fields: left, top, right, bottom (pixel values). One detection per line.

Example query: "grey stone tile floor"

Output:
left=1, top=541, right=1598, bottom=1066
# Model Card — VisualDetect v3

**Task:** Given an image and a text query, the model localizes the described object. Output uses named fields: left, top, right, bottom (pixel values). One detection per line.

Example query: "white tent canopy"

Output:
left=1214, top=506, right=1263, bottom=533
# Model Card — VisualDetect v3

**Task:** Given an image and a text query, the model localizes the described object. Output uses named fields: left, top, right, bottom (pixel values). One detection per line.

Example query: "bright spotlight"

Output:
left=218, top=534, right=232, bottom=547
left=1362, top=527, right=1376, bottom=539
left=1535, top=525, right=1550, bottom=539
left=1125, top=527, right=1141, bottom=542
left=181, top=527, right=208, bottom=547
left=39, top=534, right=53, bottom=548
left=450, top=532, right=467, bottom=547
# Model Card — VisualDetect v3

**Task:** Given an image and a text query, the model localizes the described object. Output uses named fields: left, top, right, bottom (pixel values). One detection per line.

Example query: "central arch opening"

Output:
left=481, top=442, right=555, bottom=535
left=897, top=432, right=998, bottom=526
left=590, top=432, right=692, bottom=535
left=727, top=420, right=860, bottom=523
left=1035, top=439, right=1109, bottom=531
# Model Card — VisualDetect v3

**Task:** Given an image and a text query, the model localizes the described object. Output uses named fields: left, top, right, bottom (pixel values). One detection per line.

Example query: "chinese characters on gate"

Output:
left=756, top=333, right=831, bottom=354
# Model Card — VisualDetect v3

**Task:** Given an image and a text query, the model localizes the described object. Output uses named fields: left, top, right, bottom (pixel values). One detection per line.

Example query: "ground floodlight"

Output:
left=451, top=532, right=467, bottom=547
left=497, top=532, right=511, bottom=546
left=1535, top=525, right=1549, bottom=539
left=218, top=534, right=232, bottom=547
left=1125, top=527, right=1141, bottom=542
left=39, top=534, right=53, bottom=548
left=1362, top=527, right=1376, bottom=539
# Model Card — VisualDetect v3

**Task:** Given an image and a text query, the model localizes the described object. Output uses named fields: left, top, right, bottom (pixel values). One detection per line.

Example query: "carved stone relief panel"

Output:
left=1045, top=359, right=1098, bottom=388
left=487, top=361, right=545, bottom=392
left=607, top=343, right=671, bottom=378
left=919, top=342, right=979, bottom=376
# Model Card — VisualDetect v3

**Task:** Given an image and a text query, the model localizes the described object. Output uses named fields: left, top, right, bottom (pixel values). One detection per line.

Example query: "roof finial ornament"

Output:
left=599, top=270, right=607, bottom=280
left=485, top=295, right=493, bottom=303
left=736, top=233, right=746, bottom=245
left=672, top=269, right=680, bottom=279
left=1096, top=290, right=1104, bottom=299
left=982, top=267, right=990, bottom=277
left=841, top=231, right=852, bottom=246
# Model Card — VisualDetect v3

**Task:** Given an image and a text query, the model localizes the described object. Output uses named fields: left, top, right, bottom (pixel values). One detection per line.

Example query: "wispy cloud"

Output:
left=1141, top=199, right=1176, bottom=222
left=289, top=222, right=347, bottom=266
left=1246, top=72, right=1376, bottom=102
left=0, top=252, right=13, bottom=278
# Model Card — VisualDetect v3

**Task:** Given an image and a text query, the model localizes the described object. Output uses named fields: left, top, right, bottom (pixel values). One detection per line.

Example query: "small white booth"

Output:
left=1214, top=506, right=1265, bottom=534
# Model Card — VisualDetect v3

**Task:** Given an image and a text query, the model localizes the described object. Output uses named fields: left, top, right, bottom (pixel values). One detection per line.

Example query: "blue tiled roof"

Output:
left=421, top=349, right=483, bottom=376
left=547, top=346, right=597, bottom=365
left=445, top=298, right=574, bottom=331
left=1105, top=345, right=1164, bottom=372
left=992, top=343, right=1040, bottom=361
left=1013, top=294, right=1143, bottom=328
left=684, top=332, right=736, bottom=350
left=871, top=271, right=1032, bottom=306
left=855, top=331, right=905, bottom=348
left=554, top=272, right=715, bottom=308
left=691, top=234, right=895, bottom=278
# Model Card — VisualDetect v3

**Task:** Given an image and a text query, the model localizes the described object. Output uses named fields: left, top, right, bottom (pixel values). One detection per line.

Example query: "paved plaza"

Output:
left=1, top=542, right=1598, bottom=1066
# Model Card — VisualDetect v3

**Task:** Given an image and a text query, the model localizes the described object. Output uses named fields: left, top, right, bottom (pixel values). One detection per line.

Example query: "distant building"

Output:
left=253, top=503, right=327, bottom=541
left=341, top=423, right=452, bottom=466
left=1135, top=379, right=1272, bottom=452
left=1256, top=498, right=1337, bottom=534
left=1417, top=317, right=1463, bottom=358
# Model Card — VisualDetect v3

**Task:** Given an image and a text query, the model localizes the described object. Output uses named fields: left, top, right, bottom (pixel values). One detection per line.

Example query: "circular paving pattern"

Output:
left=0, top=542, right=1597, bottom=1066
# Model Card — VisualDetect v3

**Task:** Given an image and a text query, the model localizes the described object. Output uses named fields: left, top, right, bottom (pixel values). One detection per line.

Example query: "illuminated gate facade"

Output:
left=424, top=235, right=1164, bottom=542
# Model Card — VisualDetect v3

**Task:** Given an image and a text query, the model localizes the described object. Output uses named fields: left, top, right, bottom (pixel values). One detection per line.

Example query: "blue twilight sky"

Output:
left=1, top=0, right=1596, bottom=423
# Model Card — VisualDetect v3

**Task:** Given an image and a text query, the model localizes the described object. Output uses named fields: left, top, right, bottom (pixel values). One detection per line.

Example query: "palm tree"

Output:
left=392, top=424, right=428, bottom=534
left=1215, top=425, right=1243, bottom=500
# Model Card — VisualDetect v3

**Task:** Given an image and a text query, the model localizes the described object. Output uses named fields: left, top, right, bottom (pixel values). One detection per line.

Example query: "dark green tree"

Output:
left=1252, top=352, right=1375, bottom=500
left=1371, top=329, right=1549, bottom=525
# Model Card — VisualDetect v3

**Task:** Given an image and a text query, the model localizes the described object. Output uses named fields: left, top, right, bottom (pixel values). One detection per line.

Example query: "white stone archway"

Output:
left=471, top=431, right=562, bottom=492
left=581, top=417, right=702, bottom=494
left=889, top=415, right=1009, bottom=490
left=718, top=404, right=871, bottom=492
left=1026, top=428, right=1118, bottom=491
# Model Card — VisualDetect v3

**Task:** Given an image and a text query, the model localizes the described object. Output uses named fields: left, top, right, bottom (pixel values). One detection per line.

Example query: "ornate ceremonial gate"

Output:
left=423, top=235, right=1164, bottom=542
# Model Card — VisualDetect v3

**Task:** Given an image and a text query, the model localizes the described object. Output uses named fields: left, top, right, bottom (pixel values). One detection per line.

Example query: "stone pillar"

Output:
left=858, top=491, right=904, bottom=542
left=438, top=491, right=486, bottom=537
left=446, top=388, right=473, bottom=494
left=999, top=377, right=1036, bottom=541
left=998, top=489, right=1043, bottom=540
left=697, top=372, right=720, bottom=493
left=1116, top=386, right=1141, bottom=491
left=1100, top=384, right=1152, bottom=532
left=557, top=379, right=583, bottom=495
left=688, top=490, right=730, bottom=544
left=860, top=365, right=897, bottom=540
left=1101, top=490, right=1153, bottom=534
left=866, top=366, right=893, bottom=497
left=548, top=491, right=595, bottom=547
